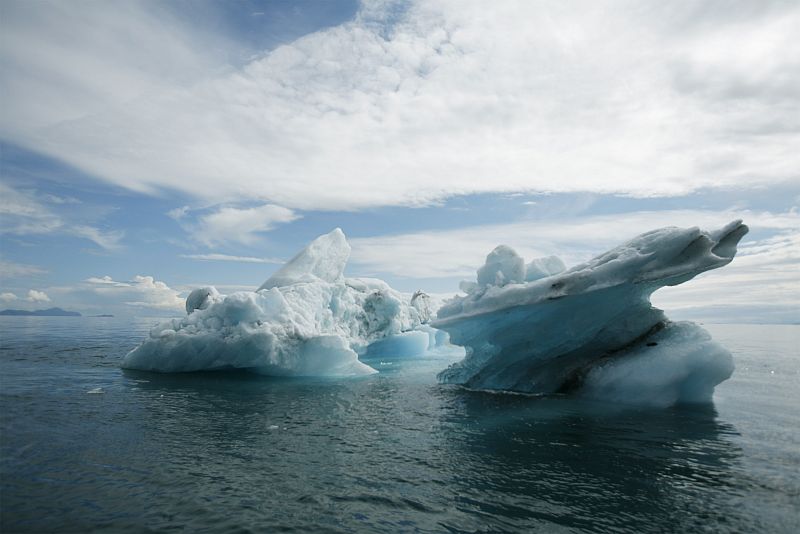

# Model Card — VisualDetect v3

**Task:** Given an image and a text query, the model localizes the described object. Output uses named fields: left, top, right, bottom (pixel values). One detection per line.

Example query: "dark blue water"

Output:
left=1, top=318, right=798, bottom=533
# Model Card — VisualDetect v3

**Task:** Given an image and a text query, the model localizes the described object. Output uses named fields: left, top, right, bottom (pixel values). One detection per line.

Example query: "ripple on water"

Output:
left=1, top=319, right=799, bottom=532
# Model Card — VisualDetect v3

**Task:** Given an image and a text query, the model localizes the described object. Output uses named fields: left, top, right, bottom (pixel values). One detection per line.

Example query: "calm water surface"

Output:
left=1, top=318, right=798, bottom=533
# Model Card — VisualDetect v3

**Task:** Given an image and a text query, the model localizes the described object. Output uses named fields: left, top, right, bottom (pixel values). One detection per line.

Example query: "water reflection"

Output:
left=119, top=368, right=749, bottom=532
left=434, top=388, right=746, bottom=532
left=4, top=319, right=795, bottom=532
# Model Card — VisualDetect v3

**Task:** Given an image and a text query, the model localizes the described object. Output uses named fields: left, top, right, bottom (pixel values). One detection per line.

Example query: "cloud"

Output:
left=2, top=1, right=798, bottom=210
left=85, top=275, right=130, bottom=287
left=43, top=194, right=80, bottom=205
left=26, top=289, right=50, bottom=303
left=0, top=289, right=51, bottom=303
left=180, top=253, right=283, bottom=264
left=0, top=259, right=47, bottom=279
left=84, top=274, right=183, bottom=310
left=167, top=206, right=190, bottom=220
left=12, top=275, right=184, bottom=315
left=184, top=204, right=300, bottom=246
left=349, top=208, right=800, bottom=279
left=653, top=232, right=800, bottom=323
left=0, top=0, right=224, bottom=136
left=348, top=208, right=800, bottom=321
left=0, top=183, right=123, bottom=249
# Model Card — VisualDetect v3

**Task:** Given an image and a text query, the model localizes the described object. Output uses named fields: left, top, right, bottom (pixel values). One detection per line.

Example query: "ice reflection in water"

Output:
left=1, top=318, right=797, bottom=533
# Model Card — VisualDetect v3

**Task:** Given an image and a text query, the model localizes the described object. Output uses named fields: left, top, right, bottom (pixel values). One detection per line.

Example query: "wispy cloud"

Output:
left=0, top=183, right=123, bottom=250
left=171, top=203, right=300, bottom=246
left=195, top=204, right=299, bottom=246
left=180, top=253, right=283, bottom=264
left=0, top=259, right=47, bottom=279
left=85, top=275, right=131, bottom=287
left=2, top=1, right=798, bottom=210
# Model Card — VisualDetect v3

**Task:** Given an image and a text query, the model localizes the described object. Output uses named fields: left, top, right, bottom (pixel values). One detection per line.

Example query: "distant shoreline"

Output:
left=0, top=307, right=82, bottom=317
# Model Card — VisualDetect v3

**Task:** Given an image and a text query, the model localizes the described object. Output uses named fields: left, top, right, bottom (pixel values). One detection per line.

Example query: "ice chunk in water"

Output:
left=123, top=229, right=435, bottom=376
left=434, top=221, right=748, bottom=407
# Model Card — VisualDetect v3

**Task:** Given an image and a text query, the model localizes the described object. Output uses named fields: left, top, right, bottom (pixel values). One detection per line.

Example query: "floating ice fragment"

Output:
left=434, top=220, right=748, bottom=407
left=122, top=229, right=435, bottom=376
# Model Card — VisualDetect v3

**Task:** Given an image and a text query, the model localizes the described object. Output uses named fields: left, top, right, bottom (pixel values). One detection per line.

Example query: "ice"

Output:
left=185, top=286, right=221, bottom=314
left=525, top=255, right=566, bottom=282
left=461, top=253, right=566, bottom=292
left=434, top=220, right=748, bottom=406
left=123, top=220, right=748, bottom=406
left=123, top=229, right=433, bottom=376
left=361, top=331, right=431, bottom=359
left=477, top=245, right=525, bottom=287
left=258, top=228, right=349, bottom=290
left=579, top=322, right=734, bottom=406
left=410, top=290, right=433, bottom=323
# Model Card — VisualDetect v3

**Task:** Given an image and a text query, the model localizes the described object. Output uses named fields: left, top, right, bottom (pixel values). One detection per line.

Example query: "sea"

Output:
left=1, top=317, right=798, bottom=533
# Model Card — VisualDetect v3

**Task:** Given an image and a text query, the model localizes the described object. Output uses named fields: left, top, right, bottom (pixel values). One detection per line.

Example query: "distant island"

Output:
left=0, top=307, right=82, bottom=317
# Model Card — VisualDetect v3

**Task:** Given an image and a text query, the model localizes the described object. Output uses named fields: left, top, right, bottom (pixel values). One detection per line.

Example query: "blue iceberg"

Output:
left=434, top=220, right=748, bottom=407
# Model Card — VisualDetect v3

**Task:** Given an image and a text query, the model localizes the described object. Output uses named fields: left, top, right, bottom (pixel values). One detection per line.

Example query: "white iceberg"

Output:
left=433, top=220, right=748, bottom=407
left=122, top=229, right=435, bottom=376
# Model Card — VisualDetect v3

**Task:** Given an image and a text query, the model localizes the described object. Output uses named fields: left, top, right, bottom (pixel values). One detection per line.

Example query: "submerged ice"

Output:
left=122, top=229, right=438, bottom=376
left=433, top=220, right=748, bottom=406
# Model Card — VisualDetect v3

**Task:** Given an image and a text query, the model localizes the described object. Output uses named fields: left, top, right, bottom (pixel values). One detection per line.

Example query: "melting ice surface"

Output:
left=122, top=229, right=440, bottom=376
left=434, top=220, right=749, bottom=407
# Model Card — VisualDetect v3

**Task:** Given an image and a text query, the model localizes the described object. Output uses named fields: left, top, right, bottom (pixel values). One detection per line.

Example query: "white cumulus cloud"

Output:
left=26, top=289, right=50, bottom=303
left=84, top=274, right=183, bottom=311
left=0, top=289, right=51, bottom=303
left=192, top=204, right=299, bottom=246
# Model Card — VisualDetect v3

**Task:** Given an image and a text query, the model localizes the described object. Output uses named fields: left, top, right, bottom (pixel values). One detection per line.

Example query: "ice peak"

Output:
left=476, top=245, right=525, bottom=288
left=258, top=228, right=351, bottom=291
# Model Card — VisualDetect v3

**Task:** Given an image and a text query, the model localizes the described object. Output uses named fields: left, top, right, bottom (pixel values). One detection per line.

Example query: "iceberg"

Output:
left=433, top=220, right=748, bottom=407
left=122, top=229, right=435, bottom=376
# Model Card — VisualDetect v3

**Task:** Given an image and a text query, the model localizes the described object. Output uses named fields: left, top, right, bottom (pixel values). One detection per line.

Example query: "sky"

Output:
left=0, top=0, right=798, bottom=322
